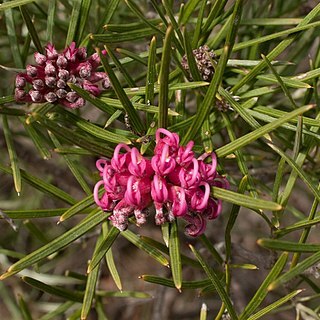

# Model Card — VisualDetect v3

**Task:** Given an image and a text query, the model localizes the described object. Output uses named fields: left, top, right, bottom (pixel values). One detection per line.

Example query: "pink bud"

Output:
left=29, top=90, right=43, bottom=102
left=44, top=92, right=58, bottom=103
left=34, top=52, right=47, bottom=65
left=45, top=43, right=58, bottom=59
left=26, top=65, right=38, bottom=77
left=15, top=74, right=27, bottom=88
left=56, top=55, right=68, bottom=68
left=32, top=79, right=45, bottom=91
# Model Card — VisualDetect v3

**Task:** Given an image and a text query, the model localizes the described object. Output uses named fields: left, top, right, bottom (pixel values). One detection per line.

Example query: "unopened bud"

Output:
left=26, top=65, right=38, bottom=77
left=75, top=97, right=85, bottom=108
left=57, top=79, right=66, bottom=89
left=45, top=76, right=57, bottom=88
left=102, top=77, right=111, bottom=89
left=56, top=89, right=67, bottom=98
left=66, top=91, right=78, bottom=102
left=56, top=55, right=68, bottom=68
left=29, top=90, right=43, bottom=102
left=32, top=79, right=45, bottom=91
left=79, top=62, right=92, bottom=78
left=45, top=43, right=58, bottom=60
left=44, top=92, right=58, bottom=103
left=34, top=52, right=47, bottom=65
left=77, top=47, right=87, bottom=60
left=15, top=74, right=27, bottom=88
left=15, top=88, right=27, bottom=101
left=58, top=69, right=70, bottom=81
left=45, top=62, right=56, bottom=76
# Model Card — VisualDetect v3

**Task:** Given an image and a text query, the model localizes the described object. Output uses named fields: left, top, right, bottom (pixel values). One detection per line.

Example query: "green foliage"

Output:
left=0, top=0, right=320, bottom=318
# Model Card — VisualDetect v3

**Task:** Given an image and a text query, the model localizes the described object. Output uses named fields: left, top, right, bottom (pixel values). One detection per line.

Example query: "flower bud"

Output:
left=57, top=79, right=66, bottom=89
left=58, top=69, right=70, bottom=81
left=29, top=90, right=43, bottom=102
left=44, top=92, right=58, bottom=103
left=45, top=76, right=57, bottom=88
left=79, top=62, right=92, bottom=78
left=45, top=43, right=58, bottom=59
left=66, top=91, right=78, bottom=102
left=56, top=55, right=68, bottom=68
left=102, top=77, right=111, bottom=89
left=56, top=89, right=67, bottom=98
left=15, top=88, right=27, bottom=101
left=34, top=52, right=47, bottom=65
left=15, top=74, right=26, bottom=88
left=45, top=62, right=56, bottom=76
left=26, top=65, right=38, bottom=77
left=77, top=47, right=87, bottom=60
left=32, top=79, right=45, bottom=91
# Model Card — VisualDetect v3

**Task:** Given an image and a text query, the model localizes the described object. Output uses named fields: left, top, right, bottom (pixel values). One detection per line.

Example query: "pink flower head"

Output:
left=14, top=42, right=110, bottom=108
left=93, top=128, right=229, bottom=236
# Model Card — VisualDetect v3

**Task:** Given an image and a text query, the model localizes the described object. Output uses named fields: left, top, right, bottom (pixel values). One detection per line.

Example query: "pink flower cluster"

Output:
left=94, top=128, right=229, bottom=237
left=14, top=42, right=110, bottom=108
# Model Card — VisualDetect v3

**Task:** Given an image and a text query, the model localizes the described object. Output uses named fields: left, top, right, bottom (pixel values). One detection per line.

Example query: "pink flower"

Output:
left=93, top=128, right=229, bottom=236
left=14, top=42, right=110, bottom=108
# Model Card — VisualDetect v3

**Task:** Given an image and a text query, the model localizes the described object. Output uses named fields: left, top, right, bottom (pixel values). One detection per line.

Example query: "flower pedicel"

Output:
left=94, top=128, right=229, bottom=237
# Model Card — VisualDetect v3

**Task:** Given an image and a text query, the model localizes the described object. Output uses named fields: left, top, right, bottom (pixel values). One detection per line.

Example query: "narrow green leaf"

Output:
left=215, top=104, right=314, bottom=158
left=18, top=295, right=32, bottom=320
left=19, top=5, right=43, bottom=53
left=169, top=220, right=182, bottom=291
left=87, top=226, right=120, bottom=273
left=24, top=220, right=49, bottom=244
left=97, top=290, right=151, bottom=299
left=225, top=176, right=248, bottom=262
left=22, top=276, right=83, bottom=302
left=212, top=187, right=282, bottom=211
left=261, top=54, right=297, bottom=108
left=98, top=49, right=145, bottom=134
left=77, top=0, right=92, bottom=42
left=59, top=193, right=97, bottom=222
left=0, top=163, right=76, bottom=205
left=81, top=230, right=103, bottom=320
left=39, top=301, right=75, bottom=320
left=2, top=208, right=67, bottom=219
left=269, top=250, right=320, bottom=291
left=0, top=209, right=105, bottom=279
left=0, top=0, right=39, bottom=10
left=121, top=229, right=170, bottom=267
left=190, top=245, right=238, bottom=320
left=4, top=3, right=23, bottom=68
left=91, top=28, right=158, bottom=43
left=22, top=120, right=52, bottom=160
left=49, top=132, right=91, bottom=196
left=179, top=0, right=201, bottom=25
left=103, top=223, right=122, bottom=291
left=65, top=0, right=82, bottom=46
left=200, top=303, right=207, bottom=320
left=2, top=115, right=22, bottom=194
left=146, top=36, right=157, bottom=106
left=46, top=0, right=56, bottom=43
left=240, top=252, right=288, bottom=319
left=158, top=25, right=172, bottom=129
left=95, top=0, right=120, bottom=31
left=258, top=239, right=320, bottom=253
left=247, top=290, right=302, bottom=320
left=140, top=274, right=211, bottom=289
